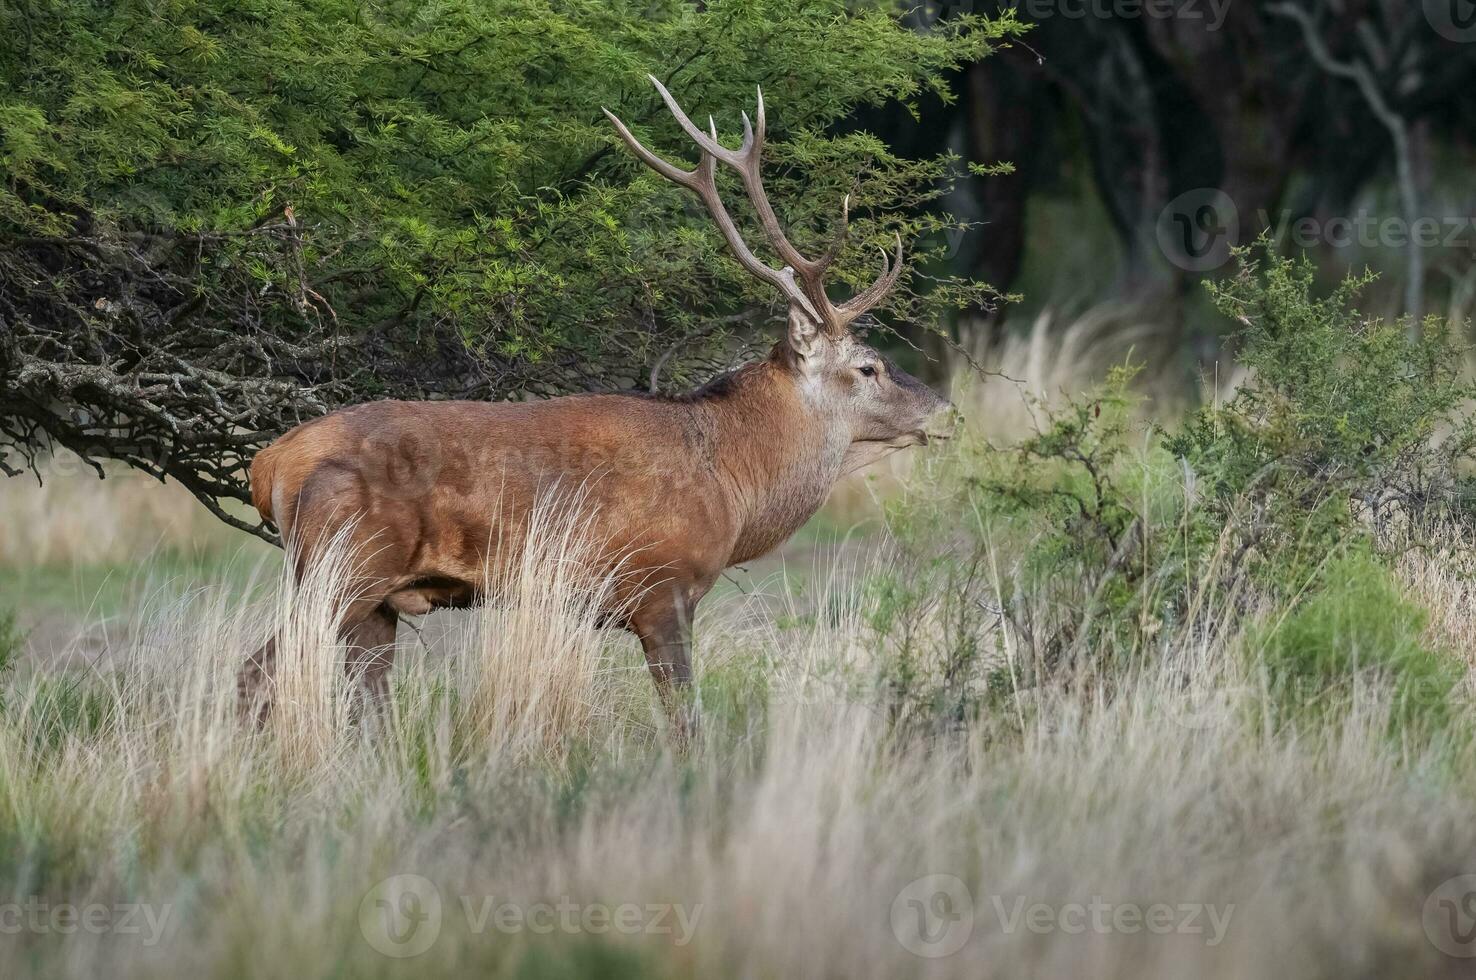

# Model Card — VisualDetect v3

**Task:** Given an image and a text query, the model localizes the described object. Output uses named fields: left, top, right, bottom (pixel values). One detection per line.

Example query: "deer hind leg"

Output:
left=632, top=591, right=701, bottom=747
left=237, top=636, right=278, bottom=728
left=236, top=599, right=399, bottom=727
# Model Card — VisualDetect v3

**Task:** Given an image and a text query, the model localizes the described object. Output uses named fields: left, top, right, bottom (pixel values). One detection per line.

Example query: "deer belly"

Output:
left=386, top=576, right=480, bottom=615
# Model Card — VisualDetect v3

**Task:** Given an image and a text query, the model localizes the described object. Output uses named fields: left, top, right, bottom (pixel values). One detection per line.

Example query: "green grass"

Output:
left=1256, top=549, right=1466, bottom=741
left=0, top=546, right=277, bottom=627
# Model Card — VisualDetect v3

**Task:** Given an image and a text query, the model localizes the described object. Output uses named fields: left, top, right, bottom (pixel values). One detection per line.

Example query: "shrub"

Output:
left=870, top=248, right=1476, bottom=737
left=1169, top=247, right=1476, bottom=588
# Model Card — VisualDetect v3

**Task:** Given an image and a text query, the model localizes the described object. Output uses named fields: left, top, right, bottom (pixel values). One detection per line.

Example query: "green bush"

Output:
left=864, top=552, right=1001, bottom=737
left=870, top=249, right=1476, bottom=738
left=1169, top=247, right=1476, bottom=588
left=0, top=0, right=1018, bottom=388
left=1255, top=550, right=1464, bottom=740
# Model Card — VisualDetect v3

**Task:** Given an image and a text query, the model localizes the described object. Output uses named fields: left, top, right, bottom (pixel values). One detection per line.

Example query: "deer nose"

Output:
left=925, top=401, right=961, bottom=440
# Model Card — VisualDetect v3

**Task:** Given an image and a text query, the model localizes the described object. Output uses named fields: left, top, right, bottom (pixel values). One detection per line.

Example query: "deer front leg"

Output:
left=633, top=590, right=701, bottom=746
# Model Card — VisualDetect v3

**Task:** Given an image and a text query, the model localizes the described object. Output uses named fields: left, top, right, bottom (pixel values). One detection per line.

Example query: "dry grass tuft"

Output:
left=1394, top=521, right=1476, bottom=680
left=451, top=491, right=642, bottom=759
left=951, top=304, right=1189, bottom=439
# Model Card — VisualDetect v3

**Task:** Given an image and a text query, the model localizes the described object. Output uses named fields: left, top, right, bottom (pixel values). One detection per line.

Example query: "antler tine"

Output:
left=837, top=232, right=905, bottom=324
left=730, top=85, right=815, bottom=279
left=814, top=194, right=850, bottom=275
left=643, top=80, right=856, bottom=329
left=755, top=84, right=764, bottom=136
left=601, top=108, right=703, bottom=191
left=612, top=78, right=910, bottom=334
left=647, top=75, right=742, bottom=165
left=645, top=76, right=818, bottom=292
left=603, top=99, right=822, bottom=324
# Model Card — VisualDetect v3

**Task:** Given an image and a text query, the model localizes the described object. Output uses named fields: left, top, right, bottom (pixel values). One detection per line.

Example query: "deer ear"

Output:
left=787, top=307, right=825, bottom=363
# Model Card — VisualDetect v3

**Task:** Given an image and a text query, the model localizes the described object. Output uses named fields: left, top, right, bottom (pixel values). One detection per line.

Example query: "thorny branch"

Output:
left=0, top=208, right=585, bottom=544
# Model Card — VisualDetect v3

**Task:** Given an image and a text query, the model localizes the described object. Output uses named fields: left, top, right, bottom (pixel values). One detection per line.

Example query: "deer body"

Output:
left=238, top=78, right=954, bottom=737
left=253, top=349, right=855, bottom=618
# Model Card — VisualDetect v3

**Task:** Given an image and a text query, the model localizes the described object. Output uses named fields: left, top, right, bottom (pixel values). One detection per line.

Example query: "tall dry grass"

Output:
left=2, top=482, right=1476, bottom=979
left=950, top=305, right=1210, bottom=438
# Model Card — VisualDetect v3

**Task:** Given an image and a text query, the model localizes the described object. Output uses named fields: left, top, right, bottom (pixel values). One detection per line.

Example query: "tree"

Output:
left=1268, top=0, right=1436, bottom=330
left=0, top=0, right=1021, bottom=540
left=882, top=1, right=1476, bottom=326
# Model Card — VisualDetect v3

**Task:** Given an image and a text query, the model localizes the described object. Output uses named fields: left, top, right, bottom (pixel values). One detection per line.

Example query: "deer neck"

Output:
left=698, top=355, right=850, bottom=565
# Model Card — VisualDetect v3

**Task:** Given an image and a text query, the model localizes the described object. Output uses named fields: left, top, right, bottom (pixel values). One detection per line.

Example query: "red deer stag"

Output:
left=238, top=77, right=956, bottom=737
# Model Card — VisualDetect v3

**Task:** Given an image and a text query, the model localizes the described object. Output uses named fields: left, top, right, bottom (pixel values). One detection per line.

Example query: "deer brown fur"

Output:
left=238, top=78, right=955, bottom=738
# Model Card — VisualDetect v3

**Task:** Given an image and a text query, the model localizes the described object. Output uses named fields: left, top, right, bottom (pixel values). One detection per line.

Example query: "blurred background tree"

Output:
left=878, top=0, right=1476, bottom=358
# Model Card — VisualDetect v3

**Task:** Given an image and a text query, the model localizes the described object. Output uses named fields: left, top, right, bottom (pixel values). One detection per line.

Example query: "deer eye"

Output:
left=858, top=364, right=878, bottom=378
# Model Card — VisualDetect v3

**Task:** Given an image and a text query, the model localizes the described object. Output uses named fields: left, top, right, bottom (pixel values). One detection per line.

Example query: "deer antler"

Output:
left=605, top=76, right=906, bottom=334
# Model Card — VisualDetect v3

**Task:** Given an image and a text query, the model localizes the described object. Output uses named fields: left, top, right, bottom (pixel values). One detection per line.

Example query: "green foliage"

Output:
left=966, top=363, right=1144, bottom=593
left=872, top=250, right=1476, bottom=740
left=856, top=373, right=1148, bottom=733
left=863, top=551, right=1001, bottom=737
left=1169, top=246, right=1476, bottom=586
left=512, top=940, right=657, bottom=980
left=23, top=678, right=115, bottom=754
left=0, top=607, right=19, bottom=661
left=695, top=654, right=771, bottom=744
left=1, top=0, right=1020, bottom=383
left=1255, top=550, right=1463, bottom=740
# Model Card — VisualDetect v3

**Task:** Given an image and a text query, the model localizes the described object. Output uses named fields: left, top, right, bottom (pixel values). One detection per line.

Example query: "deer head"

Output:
left=604, top=77, right=955, bottom=470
